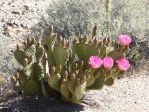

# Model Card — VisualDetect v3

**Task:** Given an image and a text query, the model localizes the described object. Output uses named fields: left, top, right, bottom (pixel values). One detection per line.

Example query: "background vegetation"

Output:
left=0, top=0, right=148, bottom=75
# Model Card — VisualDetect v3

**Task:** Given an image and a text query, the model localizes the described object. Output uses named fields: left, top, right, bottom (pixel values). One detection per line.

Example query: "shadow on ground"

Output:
left=0, top=93, right=85, bottom=112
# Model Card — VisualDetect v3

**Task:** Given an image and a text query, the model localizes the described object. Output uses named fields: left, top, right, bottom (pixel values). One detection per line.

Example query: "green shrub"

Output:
left=47, top=0, right=107, bottom=38
left=46, top=0, right=148, bottom=40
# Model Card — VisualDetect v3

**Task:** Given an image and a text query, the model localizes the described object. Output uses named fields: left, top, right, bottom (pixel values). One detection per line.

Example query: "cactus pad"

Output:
left=74, top=43, right=99, bottom=62
left=14, top=49, right=27, bottom=66
left=48, top=73, right=61, bottom=92
left=52, top=44, right=69, bottom=66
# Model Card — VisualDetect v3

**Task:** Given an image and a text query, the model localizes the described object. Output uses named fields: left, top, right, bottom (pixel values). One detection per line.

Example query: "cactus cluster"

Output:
left=11, top=26, right=131, bottom=104
left=11, top=38, right=45, bottom=95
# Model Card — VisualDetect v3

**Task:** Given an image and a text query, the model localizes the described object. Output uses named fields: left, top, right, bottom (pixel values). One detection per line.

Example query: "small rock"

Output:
left=24, top=5, right=29, bottom=10
left=6, top=22, right=13, bottom=26
left=11, top=11, right=20, bottom=15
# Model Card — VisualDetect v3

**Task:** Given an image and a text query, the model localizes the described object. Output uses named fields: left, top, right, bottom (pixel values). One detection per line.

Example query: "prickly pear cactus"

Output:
left=11, top=26, right=131, bottom=104
left=12, top=38, right=45, bottom=95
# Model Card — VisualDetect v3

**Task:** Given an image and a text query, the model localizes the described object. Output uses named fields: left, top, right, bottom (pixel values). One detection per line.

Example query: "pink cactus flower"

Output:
left=118, top=34, right=132, bottom=46
left=89, top=56, right=103, bottom=69
left=116, top=58, right=130, bottom=71
left=103, top=57, right=113, bottom=69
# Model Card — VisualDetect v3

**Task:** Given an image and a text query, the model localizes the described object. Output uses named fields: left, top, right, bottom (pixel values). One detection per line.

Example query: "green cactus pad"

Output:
left=128, top=47, right=141, bottom=61
left=35, top=45, right=44, bottom=62
left=87, top=75, right=105, bottom=90
left=71, top=95, right=81, bottom=104
left=23, top=64, right=32, bottom=79
left=17, top=71, right=28, bottom=85
left=52, top=44, right=69, bottom=66
left=75, top=81, right=86, bottom=100
left=74, top=43, right=99, bottom=62
left=86, top=74, right=95, bottom=88
left=31, top=62, right=44, bottom=81
left=47, top=50, right=55, bottom=66
left=48, top=73, right=61, bottom=92
left=105, top=77, right=114, bottom=86
left=108, top=50, right=124, bottom=61
left=60, top=80, right=70, bottom=101
left=23, top=79, right=41, bottom=95
left=69, top=80, right=76, bottom=94
left=24, top=44, right=36, bottom=59
left=70, top=81, right=86, bottom=104
left=43, top=34, right=55, bottom=66
left=14, top=49, right=26, bottom=66
left=43, top=34, right=54, bottom=51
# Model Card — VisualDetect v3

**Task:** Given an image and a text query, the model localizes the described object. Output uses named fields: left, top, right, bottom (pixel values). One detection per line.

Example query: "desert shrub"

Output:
left=45, top=0, right=147, bottom=40
left=47, top=0, right=107, bottom=38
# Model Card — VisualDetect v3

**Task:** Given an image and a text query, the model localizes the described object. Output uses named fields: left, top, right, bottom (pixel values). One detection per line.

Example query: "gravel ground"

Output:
left=0, top=0, right=52, bottom=73
left=0, top=0, right=149, bottom=112
left=83, top=64, right=149, bottom=112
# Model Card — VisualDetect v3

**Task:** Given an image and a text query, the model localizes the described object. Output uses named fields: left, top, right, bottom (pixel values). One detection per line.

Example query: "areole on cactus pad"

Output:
left=11, top=26, right=131, bottom=104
